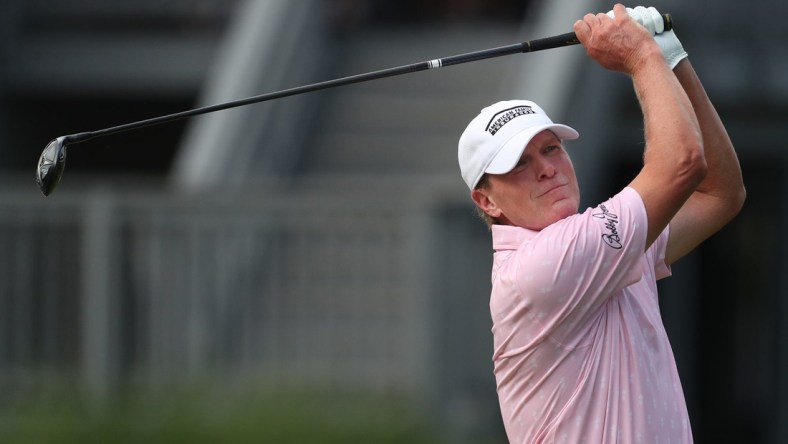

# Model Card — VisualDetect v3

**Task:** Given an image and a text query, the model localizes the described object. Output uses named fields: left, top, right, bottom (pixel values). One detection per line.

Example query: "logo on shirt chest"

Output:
left=592, top=204, right=623, bottom=249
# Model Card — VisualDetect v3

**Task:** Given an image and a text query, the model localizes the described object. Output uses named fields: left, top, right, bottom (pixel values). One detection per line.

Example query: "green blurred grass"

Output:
left=1, top=388, right=447, bottom=444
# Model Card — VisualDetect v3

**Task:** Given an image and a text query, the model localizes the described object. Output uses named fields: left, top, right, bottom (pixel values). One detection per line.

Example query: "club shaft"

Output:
left=62, top=35, right=577, bottom=144
left=65, top=14, right=671, bottom=145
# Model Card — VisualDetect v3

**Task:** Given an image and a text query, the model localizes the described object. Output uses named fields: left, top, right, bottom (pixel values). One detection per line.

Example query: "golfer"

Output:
left=457, top=5, right=745, bottom=443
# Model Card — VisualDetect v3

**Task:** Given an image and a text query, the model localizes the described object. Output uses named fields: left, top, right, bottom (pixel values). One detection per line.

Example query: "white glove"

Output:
left=607, top=6, right=664, bottom=35
left=608, top=6, right=688, bottom=70
left=654, top=29, right=688, bottom=70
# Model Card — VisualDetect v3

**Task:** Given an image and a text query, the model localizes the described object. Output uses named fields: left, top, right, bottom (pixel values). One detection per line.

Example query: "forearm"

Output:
left=674, top=59, right=746, bottom=211
left=627, top=47, right=706, bottom=246
left=662, top=59, right=745, bottom=263
left=632, top=51, right=703, bottom=183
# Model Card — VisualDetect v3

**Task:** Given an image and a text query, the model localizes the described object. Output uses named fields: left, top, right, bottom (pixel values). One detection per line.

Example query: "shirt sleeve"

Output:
left=512, top=187, right=650, bottom=345
left=649, top=220, right=672, bottom=281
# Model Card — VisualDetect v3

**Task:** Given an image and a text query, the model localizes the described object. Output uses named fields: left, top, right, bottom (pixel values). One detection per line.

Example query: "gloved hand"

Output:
left=608, top=6, right=664, bottom=35
left=608, top=5, right=688, bottom=70
left=654, top=29, right=688, bottom=70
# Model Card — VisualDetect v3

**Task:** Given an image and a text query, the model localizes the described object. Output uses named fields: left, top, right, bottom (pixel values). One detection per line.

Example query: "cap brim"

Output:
left=484, top=124, right=579, bottom=175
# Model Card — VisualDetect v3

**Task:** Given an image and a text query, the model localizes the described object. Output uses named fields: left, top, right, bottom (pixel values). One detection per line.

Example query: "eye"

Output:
left=543, top=144, right=561, bottom=154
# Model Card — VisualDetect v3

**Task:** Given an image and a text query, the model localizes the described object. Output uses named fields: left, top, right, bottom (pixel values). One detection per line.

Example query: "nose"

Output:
left=535, top=156, right=556, bottom=181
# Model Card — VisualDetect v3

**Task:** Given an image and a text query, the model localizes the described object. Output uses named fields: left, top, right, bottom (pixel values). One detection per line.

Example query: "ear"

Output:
left=471, top=188, right=502, bottom=218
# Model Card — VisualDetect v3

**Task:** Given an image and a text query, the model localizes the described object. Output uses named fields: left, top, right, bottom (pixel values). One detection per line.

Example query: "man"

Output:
left=457, top=4, right=745, bottom=443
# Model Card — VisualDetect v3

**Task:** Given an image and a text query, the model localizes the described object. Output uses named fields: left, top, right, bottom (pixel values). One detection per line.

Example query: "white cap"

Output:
left=458, top=100, right=579, bottom=190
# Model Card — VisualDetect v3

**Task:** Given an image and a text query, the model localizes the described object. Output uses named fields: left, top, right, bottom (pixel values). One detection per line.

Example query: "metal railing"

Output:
left=0, top=178, right=467, bottom=396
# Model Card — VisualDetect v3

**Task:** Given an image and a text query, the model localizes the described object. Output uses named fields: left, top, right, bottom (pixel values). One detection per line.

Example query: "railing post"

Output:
left=80, top=189, right=121, bottom=399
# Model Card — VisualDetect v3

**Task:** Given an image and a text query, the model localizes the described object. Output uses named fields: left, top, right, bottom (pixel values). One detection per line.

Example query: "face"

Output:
left=472, top=130, right=580, bottom=230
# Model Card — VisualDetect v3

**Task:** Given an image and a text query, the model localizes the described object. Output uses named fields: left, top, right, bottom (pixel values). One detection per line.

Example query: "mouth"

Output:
left=538, top=183, right=567, bottom=198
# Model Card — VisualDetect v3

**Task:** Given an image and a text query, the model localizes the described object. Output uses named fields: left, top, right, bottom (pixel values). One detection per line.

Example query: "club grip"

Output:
left=662, top=13, right=673, bottom=31
left=523, top=12, right=673, bottom=53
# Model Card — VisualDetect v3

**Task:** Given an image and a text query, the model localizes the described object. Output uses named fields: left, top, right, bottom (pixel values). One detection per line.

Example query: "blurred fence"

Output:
left=0, top=178, right=474, bottom=398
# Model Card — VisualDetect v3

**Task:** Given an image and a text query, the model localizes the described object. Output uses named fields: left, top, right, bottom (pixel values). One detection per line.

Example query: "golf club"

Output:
left=35, top=13, right=672, bottom=196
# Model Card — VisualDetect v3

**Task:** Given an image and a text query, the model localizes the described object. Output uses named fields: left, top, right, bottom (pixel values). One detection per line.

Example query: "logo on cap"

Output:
left=485, top=105, right=536, bottom=136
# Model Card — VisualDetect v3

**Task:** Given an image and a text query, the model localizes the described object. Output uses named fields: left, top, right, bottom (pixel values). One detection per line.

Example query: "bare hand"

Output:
left=573, top=4, right=662, bottom=75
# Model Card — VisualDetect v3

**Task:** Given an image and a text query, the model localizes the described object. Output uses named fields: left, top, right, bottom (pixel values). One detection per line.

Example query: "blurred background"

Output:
left=0, top=0, right=785, bottom=442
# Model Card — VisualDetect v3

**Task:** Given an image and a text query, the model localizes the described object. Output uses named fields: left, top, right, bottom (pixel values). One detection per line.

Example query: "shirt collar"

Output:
left=491, top=224, right=539, bottom=251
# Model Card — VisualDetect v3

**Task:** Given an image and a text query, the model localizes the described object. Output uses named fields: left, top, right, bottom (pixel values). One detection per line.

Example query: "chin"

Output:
left=554, top=198, right=579, bottom=217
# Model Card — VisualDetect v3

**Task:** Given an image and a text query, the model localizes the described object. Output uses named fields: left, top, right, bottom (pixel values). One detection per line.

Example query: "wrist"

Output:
left=628, top=43, right=667, bottom=77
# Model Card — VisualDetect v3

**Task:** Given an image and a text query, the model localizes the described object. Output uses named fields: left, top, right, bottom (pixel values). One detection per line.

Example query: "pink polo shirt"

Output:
left=490, top=187, right=691, bottom=443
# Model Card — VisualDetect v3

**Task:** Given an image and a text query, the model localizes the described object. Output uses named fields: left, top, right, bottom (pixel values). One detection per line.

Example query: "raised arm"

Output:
left=663, top=58, right=746, bottom=264
left=574, top=4, right=707, bottom=251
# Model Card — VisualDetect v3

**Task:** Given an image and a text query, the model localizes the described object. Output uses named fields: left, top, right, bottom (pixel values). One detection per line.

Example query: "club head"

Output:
left=36, top=136, right=67, bottom=196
